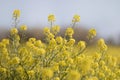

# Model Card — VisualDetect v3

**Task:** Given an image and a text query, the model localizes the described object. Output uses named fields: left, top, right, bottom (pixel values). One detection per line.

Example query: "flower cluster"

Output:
left=0, top=10, right=120, bottom=80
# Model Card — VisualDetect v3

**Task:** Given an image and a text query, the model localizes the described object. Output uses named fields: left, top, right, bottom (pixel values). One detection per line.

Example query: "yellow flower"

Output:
left=52, top=63, right=59, bottom=71
left=37, top=48, right=46, bottom=56
left=18, top=47, right=28, bottom=56
left=20, top=25, right=27, bottom=31
left=92, top=52, right=101, bottom=61
left=88, top=28, right=96, bottom=39
left=62, top=51, right=70, bottom=57
left=65, top=27, right=74, bottom=36
left=43, top=27, right=50, bottom=35
left=88, top=77, right=98, bottom=80
left=77, top=41, right=86, bottom=50
left=97, top=38, right=108, bottom=52
left=0, top=67, right=7, bottom=73
left=1, top=48, right=8, bottom=57
left=27, top=70, right=35, bottom=76
left=0, top=42, right=6, bottom=48
left=99, top=60, right=105, bottom=66
left=13, top=9, right=20, bottom=18
left=115, top=69, right=120, bottom=77
left=14, top=34, right=20, bottom=41
left=34, top=40, right=42, bottom=47
left=29, top=38, right=36, bottom=43
left=59, top=60, right=66, bottom=66
left=97, top=38, right=105, bottom=46
left=11, top=57, right=20, bottom=64
left=89, top=69, right=95, bottom=76
left=92, top=62, right=99, bottom=69
left=51, top=25, right=60, bottom=35
left=55, top=36, right=63, bottom=44
left=49, top=38, right=56, bottom=45
left=101, top=65, right=108, bottom=71
left=67, top=38, right=75, bottom=46
left=42, top=68, right=53, bottom=79
left=26, top=42, right=35, bottom=50
left=54, top=77, right=60, bottom=80
left=48, top=33, right=55, bottom=39
left=79, top=57, right=92, bottom=72
left=67, top=70, right=81, bottom=80
left=67, top=58, right=73, bottom=64
left=16, top=66, right=24, bottom=74
left=72, top=14, right=80, bottom=22
left=10, top=28, right=18, bottom=35
left=98, top=72, right=105, bottom=78
left=2, top=39, right=9, bottom=45
left=48, top=14, right=56, bottom=22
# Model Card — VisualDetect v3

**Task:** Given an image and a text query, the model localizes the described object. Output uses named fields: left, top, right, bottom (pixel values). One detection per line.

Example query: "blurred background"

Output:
left=0, top=0, right=120, bottom=45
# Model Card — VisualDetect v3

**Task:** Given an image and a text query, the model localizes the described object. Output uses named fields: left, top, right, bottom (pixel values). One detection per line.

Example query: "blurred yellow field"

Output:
left=85, top=45, right=120, bottom=64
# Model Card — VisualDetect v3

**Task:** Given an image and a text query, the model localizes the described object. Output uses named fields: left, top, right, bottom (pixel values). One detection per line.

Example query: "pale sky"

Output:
left=0, top=0, right=120, bottom=40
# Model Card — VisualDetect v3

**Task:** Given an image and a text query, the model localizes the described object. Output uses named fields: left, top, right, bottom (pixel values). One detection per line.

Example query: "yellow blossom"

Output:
left=13, top=9, right=20, bottom=18
left=67, top=38, right=75, bottom=46
left=67, top=70, right=81, bottom=80
left=55, top=36, right=63, bottom=44
left=37, top=48, right=46, bottom=56
left=51, top=25, right=60, bottom=35
left=97, top=38, right=108, bottom=52
left=99, top=60, right=105, bottom=66
left=88, top=28, right=96, bottom=39
left=92, top=52, right=101, bottom=61
left=72, top=14, right=80, bottom=22
left=47, top=33, right=55, bottom=39
left=98, top=72, right=105, bottom=78
left=1, top=48, right=8, bottom=57
left=0, top=67, right=7, bottom=73
left=0, top=42, right=6, bottom=48
left=34, top=40, right=42, bottom=47
left=59, top=60, right=66, bottom=66
left=20, top=25, right=27, bottom=31
left=16, top=66, right=24, bottom=74
left=42, top=68, right=53, bottom=79
left=92, top=62, right=99, bottom=69
left=54, top=77, right=60, bottom=80
left=67, top=58, right=74, bottom=64
left=10, top=28, right=18, bottom=35
left=2, top=39, right=9, bottom=45
left=18, top=47, right=28, bottom=56
left=77, top=41, right=86, bottom=50
left=11, top=57, right=20, bottom=64
left=43, top=27, right=50, bottom=35
left=52, top=63, right=59, bottom=71
left=29, top=38, right=36, bottom=43
left=65, top=27, right=74, bottom=36
left=88, top=77, right=98, bottom=80
left=97, top=38, right=105, bottom=46
left=48, top=14, right=56, bottom=22
left=27, top=70, right=35, bottom=76
left=14, top=34, right=20, bottom=41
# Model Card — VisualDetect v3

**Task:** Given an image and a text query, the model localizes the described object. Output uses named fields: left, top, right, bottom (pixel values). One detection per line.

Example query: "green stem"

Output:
left=72, top=22, right=76, bottom=28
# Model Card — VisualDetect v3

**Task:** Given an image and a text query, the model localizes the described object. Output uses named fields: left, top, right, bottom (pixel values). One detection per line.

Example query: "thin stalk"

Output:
left=72, top=22, right=76, bottom=29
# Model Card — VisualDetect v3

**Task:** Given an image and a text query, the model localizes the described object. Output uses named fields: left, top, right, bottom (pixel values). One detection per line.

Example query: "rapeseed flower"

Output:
left=88, top=28, right=96, bottom=39
left=65, top=27, right=74, bottom=37
left=72, top=14, right=80, bottom=22
left=13, top=9, right=20, bottom=18
left=67, top=70, right=81, bottom=80
left=77, top=41, right=86, bottom=50
left=41, top=68, right=53, bottom=79
left=20, top=25, right=27, bottom=31
left=10, top=28, right=18, bottom=35
left=48, top=14, right=56, bottom=22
